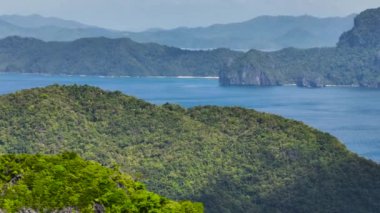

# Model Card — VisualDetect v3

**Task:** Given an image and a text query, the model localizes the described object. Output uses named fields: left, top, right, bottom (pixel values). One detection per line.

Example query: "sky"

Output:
left=0, top=0, right=379, bottom=31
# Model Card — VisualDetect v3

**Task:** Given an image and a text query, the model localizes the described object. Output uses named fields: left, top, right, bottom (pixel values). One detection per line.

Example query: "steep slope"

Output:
left=128, top=15, right=354, bottom=50
left=0, top=85, right=379, bottom=212
left=0, top=153, right=202, bottom=212
left=0, top=36, right=241, bottom=76
left=220, top=7, right=380, bottom=88
left=220, top=47, right=379, bottom=87
left=338, top=7, right=380, bottom=48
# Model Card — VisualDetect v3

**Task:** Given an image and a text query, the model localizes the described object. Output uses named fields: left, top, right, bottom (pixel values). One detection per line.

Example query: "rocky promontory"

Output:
left=219, top=7, right=380, bottom=88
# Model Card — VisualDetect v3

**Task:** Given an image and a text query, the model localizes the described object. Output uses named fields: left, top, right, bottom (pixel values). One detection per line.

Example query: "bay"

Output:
left=1, top=72, right=380, bottom=162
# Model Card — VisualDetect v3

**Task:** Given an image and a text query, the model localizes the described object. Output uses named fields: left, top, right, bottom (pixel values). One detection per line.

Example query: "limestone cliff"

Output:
left=219, top=7, right=380, bottom=88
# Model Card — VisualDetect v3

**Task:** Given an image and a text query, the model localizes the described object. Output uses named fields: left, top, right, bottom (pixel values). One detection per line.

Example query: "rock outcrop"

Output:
left=296, top=77, right=325, bottom=88
left=219, top=7, right=380, bottom=88
left=220, top=64, right=276, bottom=86
left=338, top=7, right=380, bottom=48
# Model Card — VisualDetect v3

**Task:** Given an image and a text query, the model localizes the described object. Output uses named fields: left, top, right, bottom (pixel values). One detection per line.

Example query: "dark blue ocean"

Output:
left=1, top=72, right=380, bottom=162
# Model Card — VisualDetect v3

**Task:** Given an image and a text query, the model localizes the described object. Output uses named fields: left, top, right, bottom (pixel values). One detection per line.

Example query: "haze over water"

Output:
left=1, top=72, right=380, bottom=162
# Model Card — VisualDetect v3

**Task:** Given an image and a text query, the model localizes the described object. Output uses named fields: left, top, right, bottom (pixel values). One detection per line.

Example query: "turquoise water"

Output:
left=1, top=72, right=380, bottom=162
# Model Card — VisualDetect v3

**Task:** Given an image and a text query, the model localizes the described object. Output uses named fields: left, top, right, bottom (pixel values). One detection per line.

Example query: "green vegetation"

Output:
left=0, top=153, right=203, bottom=212
left=1, top=8, right=379, bottom=88
left=338, top=7, right=380, bottom=48
left=0, top=36, right=240, bottom=76
left=220, top=46, right=379, bottom=87
left=0, top=85, right=380, bottom=212
left=220, top=7, right=380, bottom=88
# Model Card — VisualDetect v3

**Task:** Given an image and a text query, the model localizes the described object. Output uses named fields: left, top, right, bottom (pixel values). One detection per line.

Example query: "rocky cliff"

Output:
left=219, top=7, right=380, bottom=88
left=338, top=7, right=380, bottom=48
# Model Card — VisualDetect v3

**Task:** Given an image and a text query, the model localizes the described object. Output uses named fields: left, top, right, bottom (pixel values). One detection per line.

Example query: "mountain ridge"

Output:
left=0, top=14, right=93, bottom=29
left=0, top=85, right=379, bottom=212
left=128, top=14, right=354, bottom=50
left=220, top=7, right=380, bottom=88
left=0, top=14, right=125, bottom=42
left=0, top=13, right=354, bottom=50
left=0, top=36, right=241, bottom=76
left=338, top=7, right=380, bottom=48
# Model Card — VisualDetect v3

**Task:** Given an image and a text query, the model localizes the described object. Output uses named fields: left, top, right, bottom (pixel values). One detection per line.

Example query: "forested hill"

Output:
left=0, top=153, right=203, bottom=212
left=338, top=7, right=380, bottom=48
left=220, top=7, right=380, bottom=88
left=0, top=8, right=375, bottom=87
left=0, top=36, right=241, bottom=76
left=219, top=47, right=380, bottom=87
left=0, top=85, right=380, bottom=212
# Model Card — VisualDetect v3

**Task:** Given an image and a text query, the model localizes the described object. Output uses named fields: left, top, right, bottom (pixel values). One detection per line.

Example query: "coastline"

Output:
left=0, top=72, right=219, bottom=79
left=1, top=72, right=378, bottom=88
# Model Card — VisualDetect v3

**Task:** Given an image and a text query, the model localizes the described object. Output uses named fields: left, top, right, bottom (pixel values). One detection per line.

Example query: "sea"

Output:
left=1, top=72, right=380, bottom=162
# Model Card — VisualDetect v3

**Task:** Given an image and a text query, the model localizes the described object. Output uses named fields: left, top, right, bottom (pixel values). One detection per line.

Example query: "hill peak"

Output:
left=338, top=7, right=380, bottom=48
left=1, top=85, right=380, bottom=212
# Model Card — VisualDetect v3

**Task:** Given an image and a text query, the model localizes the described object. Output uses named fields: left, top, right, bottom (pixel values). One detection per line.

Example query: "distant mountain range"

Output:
left=1, top=8, right=379, bottom=88
left=0, top=14, right=126, bottom=42
left=127, top=15, right=355, bottom=50
left=0, top=14, right=355, bottom=50
left=0, top=7, right=379, bottom=88
left=0, top=14, right=92, bottom=29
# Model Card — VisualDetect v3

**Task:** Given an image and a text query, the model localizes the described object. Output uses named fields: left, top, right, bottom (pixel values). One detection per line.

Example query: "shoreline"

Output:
left=0, top=72, right=219, bottom=79
left=1, top=72, right=378, bottom=88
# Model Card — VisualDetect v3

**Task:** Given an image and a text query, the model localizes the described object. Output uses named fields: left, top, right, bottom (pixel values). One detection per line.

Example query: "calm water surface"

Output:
left=1, top=72, right=380, bottom=162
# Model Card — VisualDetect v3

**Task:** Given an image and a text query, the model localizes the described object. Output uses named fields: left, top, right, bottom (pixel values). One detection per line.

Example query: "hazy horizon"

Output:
left=0, top=0, right=378, bottom=31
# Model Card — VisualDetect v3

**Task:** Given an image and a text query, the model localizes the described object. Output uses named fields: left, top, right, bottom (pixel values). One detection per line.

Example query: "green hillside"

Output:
left=0, top=85, right=379, bottom=212
left=220, top=47, right=379, bottom=87
left=0, top=36, right=240, bottom=76
left=220, top=7, right=380, bottom=88
left=338, top=7, right=380, bottom=48
left=0, top=153, right=202, bottom=212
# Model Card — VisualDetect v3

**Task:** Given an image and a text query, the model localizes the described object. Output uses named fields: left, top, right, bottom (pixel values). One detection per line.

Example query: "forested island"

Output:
left=0, top=85, right=379, bottom=212
left=0, top=7, right=380, bottom=88
left=0, top=36, right=240, bottom=76
left=220, top=7, right=380, bottom=88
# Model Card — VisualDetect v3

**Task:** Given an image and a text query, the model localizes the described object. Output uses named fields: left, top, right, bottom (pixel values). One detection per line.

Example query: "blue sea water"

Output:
left=1, top=72, right=380, bottom=162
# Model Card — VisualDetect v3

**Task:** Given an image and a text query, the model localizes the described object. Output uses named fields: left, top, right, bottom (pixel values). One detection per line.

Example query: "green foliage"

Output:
left=0, top=152, right=203, bottom=213
left=0, top=85, right=380, bottom=212
left=220, top=46, right=380, bottom=87
left=338, top=7, right=380, bottom=48
left=0, top=36, right=240, bottom=77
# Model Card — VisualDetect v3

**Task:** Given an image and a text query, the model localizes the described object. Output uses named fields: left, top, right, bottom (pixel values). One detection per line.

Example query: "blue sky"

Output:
left=1, top=0, right=379, bottom=31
